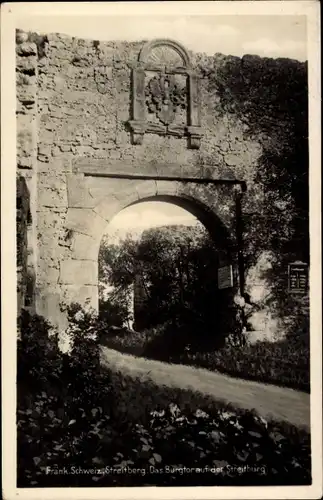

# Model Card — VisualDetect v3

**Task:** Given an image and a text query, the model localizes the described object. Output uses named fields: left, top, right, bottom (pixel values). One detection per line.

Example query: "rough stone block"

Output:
left=60, top=284, right=98, bottom=311
left=17, top=87, right=36, bottom=103
left=16, top=42, right=37, bottom=56
left=37, top=243, right=69, bottom=266
left=38, top=158, right=72, bottom=174
left=38, top=144, right=51, bottom=156
left=224, top=154, right=240, bottom=167
left=59, top=259, right=98, bottom=285
left=38, top=154, right=50, bottom=163
left=181, top=164, right=203, bottom=179
left=65, top=208, right=108, bottom=239
left=37, top=265, right=60, bottom=284
left=66, top=174, right=95, bottom=208
left=70, top=232, right=98, bottom=261
left=36, top=289, right=65, bottom=328
left=156, top=180, right=180, bottom=198
left=203, top=164, right=236, bottom=181
left=136, top=180, right=157, bottom=200
left=16, top=56, right=37, bottom=73
left=92, top=197, right=124, bottom=222
left=17, top=156, right=33, bottom=169
left=155, top=163, right=181, bottom=178
left=87, top=177, right=137, bottom=201
left=38, top=186, right=68, bottom=208
left=38, top=175, right=67, bottom=208
left=37, top=207, right=65, bottom=228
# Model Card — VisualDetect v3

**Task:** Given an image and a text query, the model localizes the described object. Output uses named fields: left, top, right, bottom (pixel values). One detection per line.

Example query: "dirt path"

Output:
left=100, top=346, right=310, bottom=431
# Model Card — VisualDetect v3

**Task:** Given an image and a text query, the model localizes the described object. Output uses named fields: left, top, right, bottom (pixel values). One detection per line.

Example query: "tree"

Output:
left=98, top=224, right=236, bottom=346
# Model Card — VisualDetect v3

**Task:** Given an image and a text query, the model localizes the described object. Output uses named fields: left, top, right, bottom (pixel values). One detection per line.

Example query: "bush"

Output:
left=17, top=305, right=114, bottom=487
left=18, top=393, right=311, bottom=486
left=99, top=295, right=132, bottom=328
left=17, top=306, right=311, bottom=487
left=17, top=310, right=65, bottom=395
left=101, top=320, right=309, bottom=392
left=100, top=327, right=148, bottom=355
left=172, top=337, right=310, bottom=393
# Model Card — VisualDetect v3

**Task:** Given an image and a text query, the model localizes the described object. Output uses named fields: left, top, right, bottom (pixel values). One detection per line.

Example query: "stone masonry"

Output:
left=16, top=30, right=309, bottom=338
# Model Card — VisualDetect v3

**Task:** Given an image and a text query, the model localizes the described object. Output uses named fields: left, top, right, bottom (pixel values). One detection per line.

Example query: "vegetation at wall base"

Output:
left=17, top=307, right=311, bottom=487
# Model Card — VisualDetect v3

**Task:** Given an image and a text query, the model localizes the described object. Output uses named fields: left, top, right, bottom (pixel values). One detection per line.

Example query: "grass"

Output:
left=100, top=346, right=310, bottom=432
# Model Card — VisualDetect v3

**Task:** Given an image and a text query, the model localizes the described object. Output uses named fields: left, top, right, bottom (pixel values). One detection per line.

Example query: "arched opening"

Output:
left=98, top=195, right=239, bottom=351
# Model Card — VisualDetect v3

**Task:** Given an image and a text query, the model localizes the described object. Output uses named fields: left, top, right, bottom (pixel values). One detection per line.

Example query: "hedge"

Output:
left=100, top=324, right=310, bottom=393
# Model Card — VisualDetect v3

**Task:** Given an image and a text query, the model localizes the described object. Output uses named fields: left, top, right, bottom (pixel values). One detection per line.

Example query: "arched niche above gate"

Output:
left=128, top=39, right=203, bottom=149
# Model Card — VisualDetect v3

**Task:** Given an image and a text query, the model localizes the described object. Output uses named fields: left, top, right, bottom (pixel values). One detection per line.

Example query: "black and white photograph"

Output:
left=1, top=1, right=322, bottom=498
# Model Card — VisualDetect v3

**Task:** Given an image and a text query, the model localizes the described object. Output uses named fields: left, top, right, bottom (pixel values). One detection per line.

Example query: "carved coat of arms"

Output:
left=145, top=74, right=186, bottom=125
left=129, top=39, right=202, bottom=148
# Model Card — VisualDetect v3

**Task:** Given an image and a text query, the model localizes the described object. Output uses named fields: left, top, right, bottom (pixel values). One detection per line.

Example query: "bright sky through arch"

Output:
left=104, top=201, right=199, bottom=243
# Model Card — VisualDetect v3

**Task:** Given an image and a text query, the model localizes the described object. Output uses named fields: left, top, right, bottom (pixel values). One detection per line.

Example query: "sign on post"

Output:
left=218, top=265, right=233, bottom=290
left=288, top=261, right=308, bottom=293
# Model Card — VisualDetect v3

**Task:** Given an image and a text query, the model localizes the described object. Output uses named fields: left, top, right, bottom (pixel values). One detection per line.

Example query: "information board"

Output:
left=218, top=265, right=233, bottom=290
left=288, top=261, right=308, bottom=293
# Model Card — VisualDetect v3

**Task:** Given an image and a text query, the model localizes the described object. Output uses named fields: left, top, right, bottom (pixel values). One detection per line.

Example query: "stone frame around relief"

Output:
left=128, top=39, right=203, bottom=149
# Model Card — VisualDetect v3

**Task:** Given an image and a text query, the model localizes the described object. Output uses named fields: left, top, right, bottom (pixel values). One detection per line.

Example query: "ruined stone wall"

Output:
left=16, top=30, right=309, bottom=338
left=16, top=31, right=39, bottom=314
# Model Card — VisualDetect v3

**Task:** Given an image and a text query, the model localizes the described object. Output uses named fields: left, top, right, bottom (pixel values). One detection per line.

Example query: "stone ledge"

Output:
left=72, top=159, right=243, bottom=182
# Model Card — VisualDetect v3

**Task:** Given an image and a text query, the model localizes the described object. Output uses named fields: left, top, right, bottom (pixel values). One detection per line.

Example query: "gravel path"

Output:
left=100, top=346, right=310, bottom=431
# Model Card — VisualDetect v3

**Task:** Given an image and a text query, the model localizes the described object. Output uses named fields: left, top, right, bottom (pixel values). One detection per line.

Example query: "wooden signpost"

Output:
left=288, top=261, right=308, bottom=294
left=218, top=265, right=233, bottom=290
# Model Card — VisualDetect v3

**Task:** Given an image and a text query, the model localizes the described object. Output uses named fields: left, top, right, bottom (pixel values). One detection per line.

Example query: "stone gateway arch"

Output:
left=16, top=31, right=309, bottom=337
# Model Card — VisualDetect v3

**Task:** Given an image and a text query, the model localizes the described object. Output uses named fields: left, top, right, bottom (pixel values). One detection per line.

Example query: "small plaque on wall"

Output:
left=218, top=265, right=233, bottom=290
left=288, top=261, right=308, bottom=293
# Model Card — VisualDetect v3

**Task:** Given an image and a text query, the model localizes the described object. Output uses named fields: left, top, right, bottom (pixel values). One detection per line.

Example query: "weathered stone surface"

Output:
left=37, top=175, right=67, bottom=208
left=16, top=42, right=38, bottom=56
left=38, top=158, right=72, bottom=174
left=66, top=174, right=96, bottom=208
left=92, top=197, right=123, bottom=222
left=88, top=178, right=140, bottom=211
left=224, top=153, right=241, bottom=167
left=65, top=208, right=108, bottom=238
left=16, top=29, right=308, bottom=340
left=156, top=180, right=180, bottom=198
left=70, top=232, right=98, bottom=261
left=136, top=180, right=157, bottom=200
left=17, top=156, right=33, bottom=169
left=16, top=55, right=37, bottom=73
left=59, top=259, right=98, bottom=285
left=38, top=265, right=60, bottom=284
left=36, top=289, right=64, bottom=328
left=60, top=284, right=98, bottom=310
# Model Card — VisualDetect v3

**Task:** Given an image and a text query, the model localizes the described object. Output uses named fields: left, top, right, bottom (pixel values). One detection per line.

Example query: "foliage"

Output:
left=17, top=307, right=310, bottom=487
left=172, top=338, right=310, bottom=393
left=17, top=310, right=63, bottom=392
left=18, top=393, right=311, bottom=487
left=102, top=321, right=309, bottom=392
left=17, top=306, right=113, bottom=486
left=99, top=225, right=239, bottom=343
left=215, top=56, right=309, bottom=327
left=99, top=293, right=132, bottom=328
